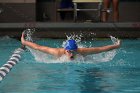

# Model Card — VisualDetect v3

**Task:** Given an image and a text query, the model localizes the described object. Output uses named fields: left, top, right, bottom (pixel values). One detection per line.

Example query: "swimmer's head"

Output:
left=65, top=39, right=78, bottom=51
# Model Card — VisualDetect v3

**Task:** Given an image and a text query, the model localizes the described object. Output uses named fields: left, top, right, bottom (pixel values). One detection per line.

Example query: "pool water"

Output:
left=0, top=36, right=140, bottom=93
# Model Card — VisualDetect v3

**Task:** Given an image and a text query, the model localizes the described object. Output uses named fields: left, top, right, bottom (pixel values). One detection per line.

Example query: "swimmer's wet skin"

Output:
left=21, top=32, right=121, bottom=61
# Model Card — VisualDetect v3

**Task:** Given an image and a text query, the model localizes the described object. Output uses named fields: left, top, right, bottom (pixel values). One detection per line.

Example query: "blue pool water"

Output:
left=0, top=36, right=140, bottom=93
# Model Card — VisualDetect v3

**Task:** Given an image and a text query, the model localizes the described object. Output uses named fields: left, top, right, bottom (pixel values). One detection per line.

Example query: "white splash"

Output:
left=110, top=36, right=119, bottom=45
left=23, top=28, right=35, bottom=42
left=24, top=31, right=118, bottom=63
left=85, top=50, right=116, bottom=63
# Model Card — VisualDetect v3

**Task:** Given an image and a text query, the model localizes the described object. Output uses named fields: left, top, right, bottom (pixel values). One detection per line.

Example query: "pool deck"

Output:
left=0, top=22, right=140, bottom=38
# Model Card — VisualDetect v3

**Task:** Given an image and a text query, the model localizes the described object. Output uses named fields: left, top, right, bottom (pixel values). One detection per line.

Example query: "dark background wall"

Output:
left=0, top=0, right=140, bottom=22
left=0, top=0, right=35, bottom=22
left=119, top=2, right=140, bottom=22
left=36, top=0, right=140, bottom=22
left=0, top=3, right=36, bottom=22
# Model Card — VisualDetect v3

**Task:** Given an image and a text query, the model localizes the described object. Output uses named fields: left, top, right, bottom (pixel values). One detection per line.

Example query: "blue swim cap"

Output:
left=65, top=39, right=78, bottom=50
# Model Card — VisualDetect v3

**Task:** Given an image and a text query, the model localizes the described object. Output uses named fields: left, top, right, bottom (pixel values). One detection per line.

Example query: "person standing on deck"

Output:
left=102, top=0, right=119, bottom=22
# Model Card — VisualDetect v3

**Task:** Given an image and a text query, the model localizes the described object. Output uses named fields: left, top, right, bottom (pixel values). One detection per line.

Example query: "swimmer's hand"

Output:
left=115, top=39, right=121, bottom=48
left=21, top=32, right=26, bottom=45
left=111, top=36, right=121, bottom=46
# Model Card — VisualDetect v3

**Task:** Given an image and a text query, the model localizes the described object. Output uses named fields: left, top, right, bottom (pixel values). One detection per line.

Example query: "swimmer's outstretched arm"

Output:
left=21, top=33, right=59, bottom=56
left=78, top=40, right=121, bottom=55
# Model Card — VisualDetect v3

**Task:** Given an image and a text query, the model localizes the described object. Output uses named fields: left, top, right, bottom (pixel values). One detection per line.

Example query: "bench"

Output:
left=56, top=0, right=103, bottom=22
left=73, top=0, right=103, bottom=22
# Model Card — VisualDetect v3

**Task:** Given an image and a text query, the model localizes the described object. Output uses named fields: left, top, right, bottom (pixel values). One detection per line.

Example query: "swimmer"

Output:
left=21, top=33, right=121, bottom=60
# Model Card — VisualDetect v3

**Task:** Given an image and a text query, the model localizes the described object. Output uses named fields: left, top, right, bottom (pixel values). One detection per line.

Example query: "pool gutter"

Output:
left=0, top=22, right=140, bottom=38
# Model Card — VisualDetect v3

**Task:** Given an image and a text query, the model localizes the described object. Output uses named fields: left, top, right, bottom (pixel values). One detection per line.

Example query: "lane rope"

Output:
left=0, top=47, right=25, bottom=82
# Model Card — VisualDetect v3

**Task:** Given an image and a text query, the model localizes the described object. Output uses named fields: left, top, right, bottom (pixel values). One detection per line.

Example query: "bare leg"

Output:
left=101, top=0, right=110, bottom=22
left=112, top=0, right=119, bottom=22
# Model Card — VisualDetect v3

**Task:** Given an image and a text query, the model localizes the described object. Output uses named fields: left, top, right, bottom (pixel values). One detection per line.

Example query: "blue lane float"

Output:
left=0, top=47, right=24, bottom=81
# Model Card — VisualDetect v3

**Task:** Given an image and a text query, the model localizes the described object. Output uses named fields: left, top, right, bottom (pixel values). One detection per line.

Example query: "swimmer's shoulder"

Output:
left=56, top=48, right=65, bottom=56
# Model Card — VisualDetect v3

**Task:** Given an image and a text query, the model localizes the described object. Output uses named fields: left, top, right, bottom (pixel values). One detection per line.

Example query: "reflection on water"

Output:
left=34, top=64, right=119, bottom=93
left=0, top=57, right=140, bottom=93
left=79, top=67, right=117, bottom=93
